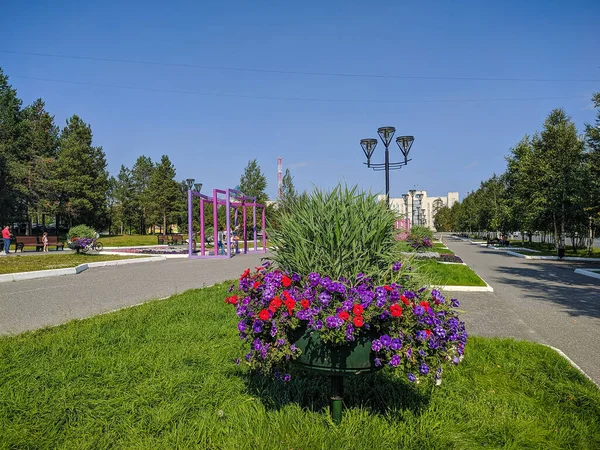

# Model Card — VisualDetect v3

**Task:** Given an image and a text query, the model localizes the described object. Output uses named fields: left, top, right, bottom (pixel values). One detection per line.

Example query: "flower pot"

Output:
left=291, top=327, right=382, bottom=376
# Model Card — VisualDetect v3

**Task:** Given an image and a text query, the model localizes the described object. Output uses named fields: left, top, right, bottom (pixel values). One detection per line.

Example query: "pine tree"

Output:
left=148, top=155, right=180, bottom=233
left=131, top=155, right=153, bottom=234
left=279, top=168, right=297, bottom=209
left=239, top=159, right=268, bottom=205
left=55, top=115, right=109, bottom=228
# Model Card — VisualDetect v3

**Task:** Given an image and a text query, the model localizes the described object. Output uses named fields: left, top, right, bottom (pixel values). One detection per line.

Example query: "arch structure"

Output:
left=187, top=187, right=267, bottom=258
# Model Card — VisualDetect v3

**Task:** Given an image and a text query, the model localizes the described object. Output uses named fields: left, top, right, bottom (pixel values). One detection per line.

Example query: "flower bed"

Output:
left=227, top=261, right=467, bottom=385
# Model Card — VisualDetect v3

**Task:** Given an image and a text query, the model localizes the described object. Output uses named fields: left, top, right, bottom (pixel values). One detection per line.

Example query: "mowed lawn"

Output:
left=414, top=259, right=487, bottom=286
left=0, top=283, right=598, bottom=449
left=0, top=253, right=143, bottom=274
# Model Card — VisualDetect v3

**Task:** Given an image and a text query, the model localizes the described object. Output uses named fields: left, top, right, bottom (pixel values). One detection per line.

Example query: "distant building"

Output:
left=379, top=191, right=459, bottom=231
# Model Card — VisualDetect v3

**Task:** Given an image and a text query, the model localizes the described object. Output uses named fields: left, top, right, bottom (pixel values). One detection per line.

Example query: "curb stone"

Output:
left=545, top=345, right=599, bottom=389
left=574, top=268, right=600, bottom=280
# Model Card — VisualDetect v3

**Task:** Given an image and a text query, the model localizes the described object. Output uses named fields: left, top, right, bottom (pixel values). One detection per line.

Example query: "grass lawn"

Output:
left=509, top=242, right=600, bottom=258
left=432, top=243, right=455, bottom=255
left=414, top=259, right=487, bottom=286
left=0, top=283, right=598, bottom=449
left=0, top=253, right=143, bottom=275
left=99, top=234, right=162, bottom=247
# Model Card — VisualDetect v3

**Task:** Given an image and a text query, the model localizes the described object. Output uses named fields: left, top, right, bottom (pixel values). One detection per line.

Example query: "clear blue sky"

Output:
left=2, top=0, right=599, bottom=200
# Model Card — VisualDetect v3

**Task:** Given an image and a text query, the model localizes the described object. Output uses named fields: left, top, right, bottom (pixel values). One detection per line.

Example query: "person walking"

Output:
left=2, top=225, right=11, bottom=255
left=42, top=231, right=49, bottom=252
left=217, top=227, right=225, bottom=255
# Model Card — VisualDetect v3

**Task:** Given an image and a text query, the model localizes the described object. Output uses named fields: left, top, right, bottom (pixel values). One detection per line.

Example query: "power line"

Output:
left=10, top=75, right=589, bottom=104
left=2, top=49, right=600, bottom=83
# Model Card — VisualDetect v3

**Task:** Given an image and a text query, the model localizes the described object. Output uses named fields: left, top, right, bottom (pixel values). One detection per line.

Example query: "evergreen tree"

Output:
left=114, top=165, right=136, bottom=234
left=279, top=168, right=297, bottom=209
left=148, top=155, right=180, bottom=233
left=584, top=93, right=600, bottom=237
left=55, top=115, right=109, bottom=228
left=239, top=159, right=268, bottom=205
left=131, top=155, right=153, bottom=234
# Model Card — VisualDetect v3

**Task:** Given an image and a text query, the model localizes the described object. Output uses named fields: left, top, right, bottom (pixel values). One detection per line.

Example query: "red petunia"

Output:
left=420, top=301, right=430, bottom=310
left=281, top=275, right=292, bottom=287
left=225, top=295, right=238, bottom=305
left=353, top=316, right=364, bottom=327
left=384, top=285, right=393, bottom=292
left=285, top=299, right=296, bottom=314
left=390, top=304, right=403, bottom=317
left=352, top=304, right=364, bottom=316
left=241, top=268, right=251, bottom=279
left=254, top=266, right=264, bottom=271
left=425, top=329, right=432, bottom=337
left=301, top=299, right=310, bottom=309
left=268, top=305, right=277, bottom=313
left=259, top=309, right=270, bottom=321
left=401, top=294, right=410, bottom=306
left=338, top=311, right=350, bottom=321
left=282, top=290, right=292, bottom=301
left=253, top=281, right=261, bottom=289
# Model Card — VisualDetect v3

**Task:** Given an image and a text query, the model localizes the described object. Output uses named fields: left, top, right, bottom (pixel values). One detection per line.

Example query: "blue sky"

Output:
left=2, top=0, right=599, bottom=200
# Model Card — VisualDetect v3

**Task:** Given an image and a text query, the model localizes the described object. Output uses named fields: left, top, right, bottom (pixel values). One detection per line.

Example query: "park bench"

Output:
left=15, top=236, right=43, bottom=252
left=47, top=236, right=65, bottom=251
left=171, top=234, right=183, bottom=245
left=157, top=235, right=172, bottom=245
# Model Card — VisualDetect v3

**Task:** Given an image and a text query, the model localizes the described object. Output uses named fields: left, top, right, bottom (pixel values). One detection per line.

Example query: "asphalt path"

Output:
left=443, top=238, right=600, bottom=385
left=0, top=253, right=266, bottom=336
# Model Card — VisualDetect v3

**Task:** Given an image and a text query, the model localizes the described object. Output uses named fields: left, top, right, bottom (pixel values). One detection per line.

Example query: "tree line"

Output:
left=0, top=67, right=297, bottom=236
left=434, top=95, right=600, bottom=250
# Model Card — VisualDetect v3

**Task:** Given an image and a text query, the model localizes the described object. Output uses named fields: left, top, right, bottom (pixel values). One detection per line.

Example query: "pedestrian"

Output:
left=217, top=227, right=225, bottom=255
left=42, top=231, right=49, bottom=252
left=2, top=225, right=11, bottom=255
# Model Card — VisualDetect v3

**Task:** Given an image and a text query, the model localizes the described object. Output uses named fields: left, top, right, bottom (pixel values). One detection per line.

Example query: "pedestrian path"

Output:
left=444, top=239, right=600, bottom=385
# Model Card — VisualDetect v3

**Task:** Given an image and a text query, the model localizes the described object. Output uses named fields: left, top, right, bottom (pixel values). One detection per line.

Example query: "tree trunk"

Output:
left=163, top=211, right=167, bottom=234
left=553, top=212, right=559, bottom=250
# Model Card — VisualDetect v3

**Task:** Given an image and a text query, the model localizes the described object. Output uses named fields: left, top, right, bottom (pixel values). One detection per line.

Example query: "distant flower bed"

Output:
left=107, top=247, right=188, bottom=255
left=416, top=254, right=463, bottom=264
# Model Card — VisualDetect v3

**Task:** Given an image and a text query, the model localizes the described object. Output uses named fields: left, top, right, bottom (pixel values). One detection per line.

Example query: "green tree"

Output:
left=113, top=165, right=136, bottom=234
left=433, top=206, right=452, bottom=231
left=279, top=168, right=297, bottom=212
left=584, top=92, right=600, bottom=245
left=239, top=159, right=268, bottom=205
left=54, top=115, right=109, bottom=228
left=148, top=155, right=180, bottom=233
left=131, top=155, right=153, bottom=234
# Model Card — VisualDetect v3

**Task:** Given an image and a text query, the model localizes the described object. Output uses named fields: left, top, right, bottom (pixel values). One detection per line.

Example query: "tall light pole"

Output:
left=402, top=193, right=409, bottom=229
left=409, top=189, right=416, bottom=228
left=360, top=128, right=414, bottom=208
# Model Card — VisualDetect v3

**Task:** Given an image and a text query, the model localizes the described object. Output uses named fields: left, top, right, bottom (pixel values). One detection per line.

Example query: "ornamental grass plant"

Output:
left=268, top=184, right=400, bottom=283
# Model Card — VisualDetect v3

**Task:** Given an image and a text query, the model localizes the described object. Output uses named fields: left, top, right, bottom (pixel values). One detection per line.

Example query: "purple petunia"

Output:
left=451, top=298, right=460, bottom=308
left=389, top=355, right=401, bottom=367
left=390, top=338, right=402, bottom=350
left=371, top=339, right=383, bottom=351
left=408, top=373, right=417, bottom=382
left=380, top=334, right=392, bottom=347
left=420, top=363, right=430, bottom=375
left=392, top=261, right=402, bottom=272
left=413, top=305, right=425, bottom=316
left=238, top=321, right=247, bottom=332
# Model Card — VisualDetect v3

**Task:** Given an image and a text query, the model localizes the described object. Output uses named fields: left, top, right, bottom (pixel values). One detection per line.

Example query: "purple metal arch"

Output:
left=187, top=186, right=267, bottom=259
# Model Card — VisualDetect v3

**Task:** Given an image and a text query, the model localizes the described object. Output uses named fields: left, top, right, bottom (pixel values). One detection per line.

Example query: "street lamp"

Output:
left=360, top=128, right=414, bottom=208
left=402, top=194, right=409, bottom=229
left=408, top=189, right=416, bottom=227
left=185, top=178, right=195, bottom=190
left=185, top=178, right=196, bottom=257
left=194, top=183, right=203, bottom=193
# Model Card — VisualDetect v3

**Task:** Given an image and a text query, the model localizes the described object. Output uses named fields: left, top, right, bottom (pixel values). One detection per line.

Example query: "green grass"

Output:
left=98, top=234, right=162, bottom=247
left=509, top=242, right=600, bottom=258
left=413, top=259, right=487, bottom=286
left=432, top=243, right=455, bottom=255
left=0, top=283, right=598, bottom=449
left=0, top=253, right=142, bottom=274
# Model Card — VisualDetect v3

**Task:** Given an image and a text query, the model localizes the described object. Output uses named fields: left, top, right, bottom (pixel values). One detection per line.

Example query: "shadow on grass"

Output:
left=243, top=367, right=430, bottom=418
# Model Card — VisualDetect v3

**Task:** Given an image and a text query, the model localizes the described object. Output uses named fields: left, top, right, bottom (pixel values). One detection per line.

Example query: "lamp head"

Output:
left=194, top=183, right=203, bottom=193
left=396, top=136, right=414, bottom=162
left=377, top=127, right=396, bottom=146
left=185, top=178, right=195, bottom=190
left=360, top=138, right=378, bottom=163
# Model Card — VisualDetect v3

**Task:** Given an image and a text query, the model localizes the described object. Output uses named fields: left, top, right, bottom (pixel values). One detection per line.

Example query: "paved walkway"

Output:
left=444, top=238, right=600, bottom=385
left=0, top=253, right=266, bottom=336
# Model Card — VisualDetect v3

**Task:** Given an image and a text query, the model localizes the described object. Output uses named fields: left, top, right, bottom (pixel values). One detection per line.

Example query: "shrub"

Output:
left=409, top=225, right=434, bottom=241
left=268, top=184, right=400, bottom=284
left=67, top=225, right=96, bottom=251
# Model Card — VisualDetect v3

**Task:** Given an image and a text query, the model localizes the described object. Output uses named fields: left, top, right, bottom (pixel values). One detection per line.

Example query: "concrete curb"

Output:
left=545, top=345, right=599, bottom=388
left=438, top=283, right=494, bottom=292
left=0, top=256, right=165, bottom=283
left=574, top=268, right=600, bottom=280
left=98, top=251, right=185, bottom=258
left=506, top=251, right=600, bottom=261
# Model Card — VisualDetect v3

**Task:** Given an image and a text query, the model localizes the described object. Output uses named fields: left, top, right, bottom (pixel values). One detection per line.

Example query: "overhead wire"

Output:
left=2, top=49, right=599, bottom=83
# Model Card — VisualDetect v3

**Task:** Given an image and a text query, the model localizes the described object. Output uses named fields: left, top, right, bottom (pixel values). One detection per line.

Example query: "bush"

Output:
left=409, top=225, right=434, bottom=241
left=67, top=225, right=96, bottom=241
left=268, top=184, right=400, bottom=283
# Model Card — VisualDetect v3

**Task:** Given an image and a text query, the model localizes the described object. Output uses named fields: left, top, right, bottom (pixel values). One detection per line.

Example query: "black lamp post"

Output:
left=360, top=128, right=414, bottom=208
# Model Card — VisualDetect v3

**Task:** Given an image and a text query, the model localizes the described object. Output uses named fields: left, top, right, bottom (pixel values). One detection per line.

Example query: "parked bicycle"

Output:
left=81, top=238, right=103, bottom=253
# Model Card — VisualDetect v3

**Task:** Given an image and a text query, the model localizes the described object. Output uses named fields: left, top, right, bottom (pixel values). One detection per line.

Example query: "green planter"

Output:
left=291, top=326, right=381, bottom=376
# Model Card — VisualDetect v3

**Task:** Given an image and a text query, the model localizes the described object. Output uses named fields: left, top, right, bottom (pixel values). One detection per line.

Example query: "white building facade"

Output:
left=379, top=191, right=459, bottom=231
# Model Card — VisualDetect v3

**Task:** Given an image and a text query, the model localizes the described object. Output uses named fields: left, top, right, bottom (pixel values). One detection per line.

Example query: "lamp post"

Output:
left=360, top=128, right=414, bottom=208
left=408, top=189, right=416, bottom=228
left=402, top=194, right=409, bottom=229
left=185, top=178, right=196, bottom=258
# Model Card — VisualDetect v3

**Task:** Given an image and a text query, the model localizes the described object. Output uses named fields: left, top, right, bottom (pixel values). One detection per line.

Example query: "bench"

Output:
left=171, top=234, right=183, bottom=245
left=47, top=236, right=65, bottom=251
left=15, top=236, right=43, bottom=252
left=157, top=235, right=172, bottom=245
